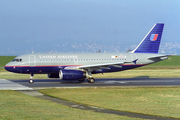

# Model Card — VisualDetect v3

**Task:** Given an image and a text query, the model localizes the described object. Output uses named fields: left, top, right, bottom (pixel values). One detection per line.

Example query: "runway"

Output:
left=7, top=77, right=180, bottom=89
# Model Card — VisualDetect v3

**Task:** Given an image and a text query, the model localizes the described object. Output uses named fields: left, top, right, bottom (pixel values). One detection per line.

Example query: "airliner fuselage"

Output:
left=5, top=53, right=167, bottom=75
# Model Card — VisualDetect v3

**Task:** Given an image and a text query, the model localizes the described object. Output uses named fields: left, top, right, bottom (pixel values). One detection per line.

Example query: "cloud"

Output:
left=160, top=42, right=180, bottom=55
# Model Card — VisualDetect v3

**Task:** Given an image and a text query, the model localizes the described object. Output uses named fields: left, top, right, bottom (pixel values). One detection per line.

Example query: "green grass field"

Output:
left=40, top=87, right=180, bottom=119
left=1, top=90, right=139, bottom=120
left=0, top=56, right=16, bottom=67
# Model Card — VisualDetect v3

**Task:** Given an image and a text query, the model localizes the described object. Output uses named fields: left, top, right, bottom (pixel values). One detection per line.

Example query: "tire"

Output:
left=88, top=78, right=95, bottom=83
left=29, top=79, right=33, bottom=84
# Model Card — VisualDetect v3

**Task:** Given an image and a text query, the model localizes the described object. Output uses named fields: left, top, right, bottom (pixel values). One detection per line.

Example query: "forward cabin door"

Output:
left=29, top=55, right=36, bottom=66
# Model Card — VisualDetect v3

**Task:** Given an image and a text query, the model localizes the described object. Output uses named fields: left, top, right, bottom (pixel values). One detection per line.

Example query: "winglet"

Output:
left=132, top=23, right=164, bottom=54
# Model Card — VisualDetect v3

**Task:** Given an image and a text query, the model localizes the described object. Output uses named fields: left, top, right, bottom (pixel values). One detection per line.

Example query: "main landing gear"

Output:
left=29, top=74, right=34, bottom=84
left=86, top=70, right=95, bottom=83
left=87, top=78, right=95, bottom=83
left=78, top=78, right=95, bottom=83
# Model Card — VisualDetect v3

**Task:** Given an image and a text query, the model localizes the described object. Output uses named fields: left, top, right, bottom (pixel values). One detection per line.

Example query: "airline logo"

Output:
left=150, top=34, right=158, bottom=41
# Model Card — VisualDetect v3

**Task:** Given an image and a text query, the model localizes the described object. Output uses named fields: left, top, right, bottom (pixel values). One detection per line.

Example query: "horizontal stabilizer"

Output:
left=147, top=55, right=168, bottom=60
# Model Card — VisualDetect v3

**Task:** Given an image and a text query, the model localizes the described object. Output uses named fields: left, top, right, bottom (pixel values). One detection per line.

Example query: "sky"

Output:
left=0, top=0, right=180, bottom=55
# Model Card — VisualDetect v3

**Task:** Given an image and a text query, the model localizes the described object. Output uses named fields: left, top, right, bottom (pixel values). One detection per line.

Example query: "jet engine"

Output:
left=59, top=69, right=87, bottom=80
left=48, top=69, right=87, bottom=80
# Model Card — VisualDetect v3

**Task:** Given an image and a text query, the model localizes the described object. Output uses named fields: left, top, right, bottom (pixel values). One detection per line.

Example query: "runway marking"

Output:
left=0, top=79, right=33, bottom=90
left=102, top=81, right=127, bottom=84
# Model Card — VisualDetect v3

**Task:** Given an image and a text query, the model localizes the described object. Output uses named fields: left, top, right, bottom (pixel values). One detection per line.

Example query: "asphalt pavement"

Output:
left=6, top=77, right=180, bottom=89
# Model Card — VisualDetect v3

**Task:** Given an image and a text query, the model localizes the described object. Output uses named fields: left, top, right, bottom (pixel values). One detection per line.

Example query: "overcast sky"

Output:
left=0, top=0, right=180, bottom=55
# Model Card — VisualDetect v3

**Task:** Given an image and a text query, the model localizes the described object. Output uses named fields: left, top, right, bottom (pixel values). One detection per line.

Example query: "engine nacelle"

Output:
left=59, top=69, right=86, bottom=80
left=48, top=73, right=59, bottom=78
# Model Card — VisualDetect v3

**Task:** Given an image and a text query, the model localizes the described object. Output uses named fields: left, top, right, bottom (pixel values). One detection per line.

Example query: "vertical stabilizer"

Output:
left=132, top=23, right=164, bottom=53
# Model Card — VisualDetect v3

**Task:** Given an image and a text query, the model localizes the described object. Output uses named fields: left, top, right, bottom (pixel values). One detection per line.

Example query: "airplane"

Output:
left=5, top=23, right=168, bottom=83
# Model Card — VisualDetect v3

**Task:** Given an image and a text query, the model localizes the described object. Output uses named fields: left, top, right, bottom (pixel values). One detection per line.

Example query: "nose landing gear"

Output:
left=29, top=74, right=34, bottom=84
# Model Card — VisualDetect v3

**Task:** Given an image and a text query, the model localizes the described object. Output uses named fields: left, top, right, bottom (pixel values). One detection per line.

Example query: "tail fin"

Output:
left=132, top=23, right=164, bottom=54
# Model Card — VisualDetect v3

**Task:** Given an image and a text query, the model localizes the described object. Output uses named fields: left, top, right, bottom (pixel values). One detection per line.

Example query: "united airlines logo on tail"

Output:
left=150, top=34, right=158, bottom=41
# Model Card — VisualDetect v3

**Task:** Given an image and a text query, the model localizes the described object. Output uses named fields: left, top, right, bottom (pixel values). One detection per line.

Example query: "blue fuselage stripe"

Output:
left=5, top=64, right=145, bottom=74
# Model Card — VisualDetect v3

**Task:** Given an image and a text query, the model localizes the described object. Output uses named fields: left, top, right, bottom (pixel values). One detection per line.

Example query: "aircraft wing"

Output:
left=65, top=61, right=135, bottom=72
left=78, top=61, right=125, bottom=69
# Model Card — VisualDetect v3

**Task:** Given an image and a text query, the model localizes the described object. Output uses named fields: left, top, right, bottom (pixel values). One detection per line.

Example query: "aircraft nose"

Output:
left=4, top=63, right=15, bottom=72
left=4, top=64, right=12, bottom=72
left=4, top=62, right=22, bottom=73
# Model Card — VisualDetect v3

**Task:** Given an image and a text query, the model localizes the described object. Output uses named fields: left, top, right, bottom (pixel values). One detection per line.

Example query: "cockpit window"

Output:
left=12, top=59, right=22, bottom=62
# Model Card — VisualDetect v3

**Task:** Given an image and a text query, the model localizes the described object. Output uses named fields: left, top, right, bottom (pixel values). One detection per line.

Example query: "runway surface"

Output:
left=0, top=79, right=32, bottom=90
left=6, top=77, right=180, bottom=89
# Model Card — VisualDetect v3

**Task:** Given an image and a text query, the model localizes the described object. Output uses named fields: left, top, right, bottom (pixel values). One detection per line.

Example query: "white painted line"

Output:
left=102, top=81, right=127, bottom=84
left=0, top=79, right=33, bottom=90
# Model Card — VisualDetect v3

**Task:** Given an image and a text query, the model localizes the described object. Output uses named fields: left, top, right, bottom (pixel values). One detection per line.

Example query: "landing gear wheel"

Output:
left=78, top=79, right=85, bottom=82
left=29, top=74, right=34, bottom=84
left=29, top=79, right=33, bottom=84
left=88, top=78, right=95, bottom=83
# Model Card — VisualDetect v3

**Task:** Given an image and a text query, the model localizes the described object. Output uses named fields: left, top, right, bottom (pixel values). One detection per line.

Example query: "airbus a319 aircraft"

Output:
left=5, top=23, right=168, bottom=83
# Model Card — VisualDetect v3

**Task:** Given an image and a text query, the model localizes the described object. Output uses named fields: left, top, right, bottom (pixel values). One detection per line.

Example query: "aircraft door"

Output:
left=29, top=55, right=36, bottom=66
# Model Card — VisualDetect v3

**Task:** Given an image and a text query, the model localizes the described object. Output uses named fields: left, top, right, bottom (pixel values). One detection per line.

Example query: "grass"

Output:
left=0, top=56, right=16, bottom=67
left=0, top=90, right=141, bottom=120
left=40, top=87, right=180, bottom=119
